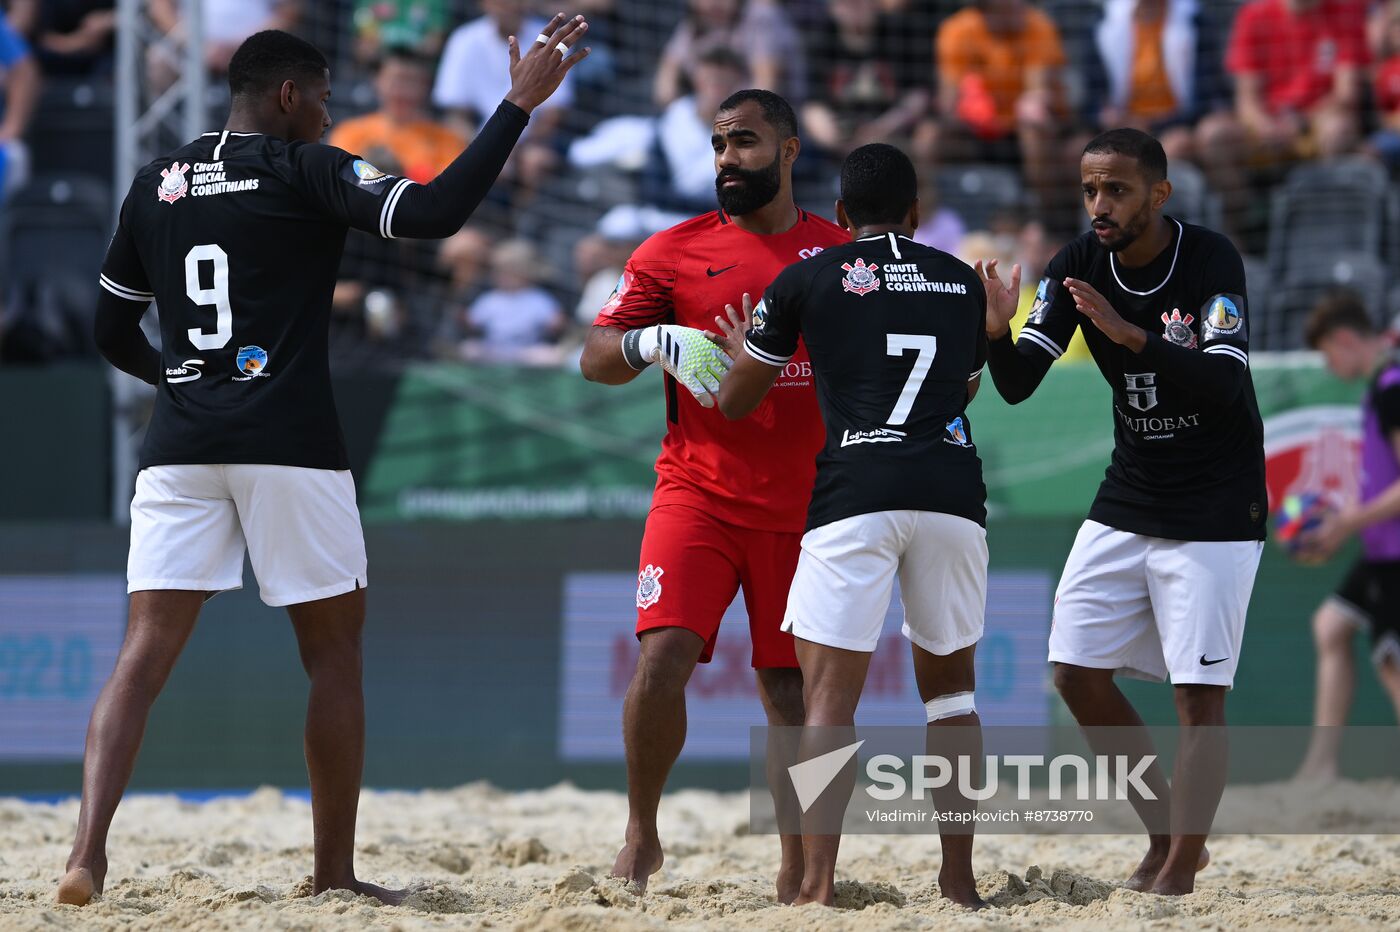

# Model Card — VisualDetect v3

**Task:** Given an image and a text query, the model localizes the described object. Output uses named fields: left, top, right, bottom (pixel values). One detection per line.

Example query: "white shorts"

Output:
left=782, top=510, right=988, bottom=655
left=1048, top=520, right=1263, bottom=687
left=128, top=465, right=368, bottom=607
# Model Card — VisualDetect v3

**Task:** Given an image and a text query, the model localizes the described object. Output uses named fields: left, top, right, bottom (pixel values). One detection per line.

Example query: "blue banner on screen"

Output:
left=0, top=576, right=124, bottom=761
left=559, top=571, right=1052, bottom=761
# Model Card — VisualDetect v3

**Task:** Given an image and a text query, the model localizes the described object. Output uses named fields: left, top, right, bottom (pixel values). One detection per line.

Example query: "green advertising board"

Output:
left=360, top=358, right=1366, bottom=523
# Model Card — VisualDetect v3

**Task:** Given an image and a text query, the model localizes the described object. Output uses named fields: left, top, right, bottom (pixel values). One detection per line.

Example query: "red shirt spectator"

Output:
left=1378, top=57, right=1400, bottom=115
left=1226, top=0, right=1369, bottom=115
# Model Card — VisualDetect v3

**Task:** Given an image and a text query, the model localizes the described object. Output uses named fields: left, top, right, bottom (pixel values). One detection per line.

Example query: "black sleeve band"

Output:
left=387, top=101, right=530, bottom=239
left=621, top=327, right=652, bottom=370
left=986, top=331, right=1053, bottom=404
left=93, top=290, right=160, bottom=386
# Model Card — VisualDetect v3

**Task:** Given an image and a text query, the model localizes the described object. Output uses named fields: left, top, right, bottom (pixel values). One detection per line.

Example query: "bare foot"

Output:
left=939, top=869, right=988, bottom=910
left=1150, top=872, right=1197, bottom=896
left=1124, top=844, right=1169, bottom=892
left=348, top=880, right=406, bottom=906
left=791, top=883, right=834, bottom=907
left=1131, top=839, right=1209, bottom=895
left=775, top=860, right=803, bottom=905
left=611, top=837, right=663, bottom=895
left=55, top=868, right=97, bottom=906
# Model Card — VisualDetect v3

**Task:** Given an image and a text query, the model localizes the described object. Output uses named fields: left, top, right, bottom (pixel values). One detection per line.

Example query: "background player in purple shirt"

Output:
left=1296, top=292, right=1400, bottom=780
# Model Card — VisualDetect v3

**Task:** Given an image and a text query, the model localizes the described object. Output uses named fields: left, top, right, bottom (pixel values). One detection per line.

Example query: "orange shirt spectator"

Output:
left=1226, top=0, right=1369, bottom=117
left=1126, top=14, right=1177, bottom=122
left=328, top=49, right=463, bottom=184
left=936, top=1, right=1066, bottom=136
left=331, top=112, right=462, bottom=184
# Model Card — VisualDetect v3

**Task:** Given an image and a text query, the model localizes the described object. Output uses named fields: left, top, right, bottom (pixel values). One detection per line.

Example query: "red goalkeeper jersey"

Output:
left=594, top=208, right=849, bottom=532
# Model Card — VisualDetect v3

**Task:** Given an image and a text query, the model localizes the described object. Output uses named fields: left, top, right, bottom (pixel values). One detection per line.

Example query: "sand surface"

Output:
left=3, top=783, right=1399, bottom=930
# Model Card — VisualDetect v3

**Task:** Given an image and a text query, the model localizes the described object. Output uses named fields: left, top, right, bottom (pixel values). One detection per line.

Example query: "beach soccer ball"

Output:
left=1273, top=492, right=1333, bottom=561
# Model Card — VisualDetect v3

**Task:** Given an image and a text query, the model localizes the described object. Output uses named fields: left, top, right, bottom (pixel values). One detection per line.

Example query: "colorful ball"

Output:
left=1272, top=492, right=1333, bottom=560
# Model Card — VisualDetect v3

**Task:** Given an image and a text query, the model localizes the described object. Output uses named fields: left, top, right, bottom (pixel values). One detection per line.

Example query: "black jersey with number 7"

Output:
left=745, top=233, right=988, bottom=533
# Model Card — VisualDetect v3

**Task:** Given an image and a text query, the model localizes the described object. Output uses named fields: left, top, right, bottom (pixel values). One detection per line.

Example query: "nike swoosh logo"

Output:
left=706, top=264, right=738, bottom=277
left=1199, top=655, right=1229, bottom=666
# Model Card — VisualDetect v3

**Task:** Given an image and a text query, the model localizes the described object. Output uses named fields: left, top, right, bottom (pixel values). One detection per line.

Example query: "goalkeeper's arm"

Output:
left=580, top=324, right=732, bottom=407
left=580, top=326, right=647, bottom=385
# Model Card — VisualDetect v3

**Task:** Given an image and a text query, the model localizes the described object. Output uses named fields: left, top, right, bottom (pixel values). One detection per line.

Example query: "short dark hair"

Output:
left=378, top=45, right=435, bottom=73
left=1083, top=128, right=1168, bottom=183
left=696, top=46, right=748, bottom=75
left=840, top=143, right=918, bottom=227
left=716, top=88, right=798, bottom=140
left=228, top=30, right=329, bottom=101
left=1305, top=289, right=1376, bottom=348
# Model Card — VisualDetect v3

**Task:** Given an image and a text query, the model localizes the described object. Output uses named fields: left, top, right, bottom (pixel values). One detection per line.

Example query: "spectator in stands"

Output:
left=352, top=0, right=448, bottom=67
left=572, top=233, right=625, bottom=326
left=330, top=47, right=463, bottom=184
left=147, top=0, right=301, bottom=91
left=1368, top=0, right=1400, bottom=172
left=652, top=0, right=805, bottom=108
left=918, top=1, right=1067, bottom=230
left=0, top=8, right=38, bottom=206
left=428, top=227, right=492, bottom=354
left=12, top=0, right=116, bottom=76
left=1202, top=0, right=1369, bottom=240
left=460, top=239, right=566, bottom=365
left=910, top=175, right=966, bottom=256
left=1082, top=1, right=1229, bottom=162
left=642, top=46, right=749, bottom=214
left=434, top=0, right=571, bottom=217
left=801, top=0, right=930, bottom=157
left=1229, top=0, right=1367, bottom=158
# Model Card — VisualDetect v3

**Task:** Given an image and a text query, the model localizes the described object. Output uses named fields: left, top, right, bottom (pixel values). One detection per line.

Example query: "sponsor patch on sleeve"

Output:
left=341, top=158, right=396, bottom=193
left=1027, top=277, right=1057, bottom=326
left=750, top=298, right=769, bottom=333
left=1200, top=293, right=1246, bottom=340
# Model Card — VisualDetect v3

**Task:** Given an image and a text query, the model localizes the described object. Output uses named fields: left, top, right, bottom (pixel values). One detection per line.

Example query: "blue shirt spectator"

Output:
left=0, top=12, right=39, bottom=202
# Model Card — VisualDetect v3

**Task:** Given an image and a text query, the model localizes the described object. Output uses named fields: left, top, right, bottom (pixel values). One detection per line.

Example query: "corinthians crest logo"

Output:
left=1160, top=308, right=1197, bottom=349
left=157, top=161, right=191, bottom=204
left=636, top=564, right=665, bottom=610
left=841, top=258, right=881, bottom=296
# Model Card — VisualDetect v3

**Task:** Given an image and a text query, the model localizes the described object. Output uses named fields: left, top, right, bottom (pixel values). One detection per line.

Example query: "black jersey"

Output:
left=99, top=131, right=421, bottom=470
left=745, top=233, right=988, bottom=532
left=1015, top=218, right=1266, bottom=541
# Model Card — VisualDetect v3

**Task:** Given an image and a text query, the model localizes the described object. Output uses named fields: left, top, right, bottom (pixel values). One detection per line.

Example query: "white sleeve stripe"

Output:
left=968, top=366, right=984, bottom=381
left=1019, top=328, right=1065, bottom=359
left=743, top=339, right=791, bottom=367
left=379, top=178, right=413, bottom=239
left=1204, top=344, right=1249, bottom=366
left=100, top=275, right=154, bottom=302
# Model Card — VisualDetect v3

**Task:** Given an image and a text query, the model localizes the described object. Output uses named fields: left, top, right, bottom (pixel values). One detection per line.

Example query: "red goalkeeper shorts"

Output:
left=633, top=504, right=800, bottom=669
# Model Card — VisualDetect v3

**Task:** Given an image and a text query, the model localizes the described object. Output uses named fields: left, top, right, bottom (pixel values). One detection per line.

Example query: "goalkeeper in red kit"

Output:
left=580, top=89, right=846, bottom=901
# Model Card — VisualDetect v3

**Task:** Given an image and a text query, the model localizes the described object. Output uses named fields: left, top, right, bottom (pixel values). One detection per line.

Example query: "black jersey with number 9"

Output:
left=99, top=131, right=418, bottom=470
left=745, top=233, right=988, bottom=532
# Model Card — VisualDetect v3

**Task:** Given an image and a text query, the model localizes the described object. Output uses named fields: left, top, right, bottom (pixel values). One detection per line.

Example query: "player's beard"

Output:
left=715, top=154, right=782, bottom=216
left=1094, top=201, right=1152, bottom=253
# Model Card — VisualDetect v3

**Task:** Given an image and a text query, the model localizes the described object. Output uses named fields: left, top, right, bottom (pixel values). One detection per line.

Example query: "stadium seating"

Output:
left=0, top=174, right=112, bottom=362
left=937, top=163, right=1035, bottom=233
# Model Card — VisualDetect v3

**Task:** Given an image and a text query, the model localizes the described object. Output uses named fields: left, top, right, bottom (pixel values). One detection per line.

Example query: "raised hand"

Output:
left=707, top=292, right=753, bottom=361
left=1065, top=277, right=1146, bottom=351
left=975, top=258, right=1020, bottom=339
left=504, top=13, right=591, bottom=114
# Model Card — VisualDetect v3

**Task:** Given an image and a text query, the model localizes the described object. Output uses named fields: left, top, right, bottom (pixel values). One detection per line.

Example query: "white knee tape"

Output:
left=925, top=691, right=976, bottom=722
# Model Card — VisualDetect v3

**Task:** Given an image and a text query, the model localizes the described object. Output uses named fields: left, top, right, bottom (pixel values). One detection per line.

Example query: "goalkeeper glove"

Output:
left=621, top=325, right=732, bottom=407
